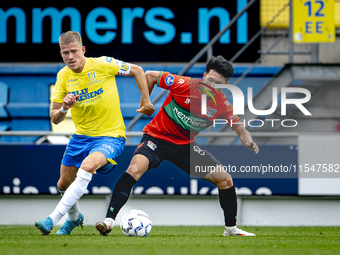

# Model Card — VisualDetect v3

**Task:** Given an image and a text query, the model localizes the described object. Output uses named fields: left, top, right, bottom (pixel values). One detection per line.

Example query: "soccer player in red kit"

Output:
left=96, top=56, right=259, bottom=236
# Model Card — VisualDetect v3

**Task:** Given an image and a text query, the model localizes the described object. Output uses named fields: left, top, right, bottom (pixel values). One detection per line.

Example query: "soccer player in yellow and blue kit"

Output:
left=35, top=31, right=155, bottom=235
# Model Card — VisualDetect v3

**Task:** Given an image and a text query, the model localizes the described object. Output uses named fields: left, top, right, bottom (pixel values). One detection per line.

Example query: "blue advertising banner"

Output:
left=0, top=144, right=298, bottom=195
left=0, top=1, right=260, bottom=62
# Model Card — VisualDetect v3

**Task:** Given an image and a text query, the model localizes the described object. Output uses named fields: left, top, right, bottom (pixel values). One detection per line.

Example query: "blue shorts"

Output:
left=62, top=134, right=125, bottom=174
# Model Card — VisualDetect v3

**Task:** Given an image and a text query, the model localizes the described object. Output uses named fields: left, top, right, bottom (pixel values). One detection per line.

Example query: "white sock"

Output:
left=59, top=189, right=81, bottom=221
left=49, top=169, right=92, bottom=226
left=67, top=201, right=80, bottom=221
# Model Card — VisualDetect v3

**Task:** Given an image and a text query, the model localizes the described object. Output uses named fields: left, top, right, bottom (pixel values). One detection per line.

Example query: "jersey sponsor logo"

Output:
left=165, top=75, right=174, bottom=86
left=165, top=104, right=209, bottom=131
left=117, top=61, right=131, bottom=76
left=229, top=114, right=236, bottom=120
left=120, top=62, right=129, bottom=71
left=87, top=71, right=96, bottom=82
left=184, top=98, right=190, bottom=104
left=173, top=106, right=208, bottom=129
left=147, top=140, right=157, bottom=151
left=163, top=99, right=212, bottom=133
left=70, top=87, right=103, bottom=102
left=178, top=79, right=185, bottom=84
left=229, top=114, right=238, bottom=122
left=66, top=78, right=80, bottom=87
left=102, top=144, right=114, bottom=153
left=224, top=101, right=231, bottom=106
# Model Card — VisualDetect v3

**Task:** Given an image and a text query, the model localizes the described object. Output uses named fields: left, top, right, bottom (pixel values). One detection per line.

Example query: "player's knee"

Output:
left=205, top=169, right=233, bottom=189
left=213, top=177, right=233, bottom=189
left=80, top=152, right=107, bottom=174
left=126, top=164, right=145, bottom=181
left=80, top=161, right=98, bottom=174
left=57, top=179, right=70, bottom=191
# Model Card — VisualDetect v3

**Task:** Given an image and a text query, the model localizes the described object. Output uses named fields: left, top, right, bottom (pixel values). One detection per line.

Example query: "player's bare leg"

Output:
left=57, top=164, right=78, bottom=191
left=96, top=154, right=149, bottom=236
left=126, top=154, right=150, bottom=180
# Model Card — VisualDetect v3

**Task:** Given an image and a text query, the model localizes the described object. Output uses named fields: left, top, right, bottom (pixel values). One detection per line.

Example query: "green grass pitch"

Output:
left=1, top=226, right=339, bottom=255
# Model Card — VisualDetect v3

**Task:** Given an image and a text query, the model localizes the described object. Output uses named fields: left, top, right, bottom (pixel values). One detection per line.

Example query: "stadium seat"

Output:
left=4, top=76, right=52, bottom=118
left=6, top=102, right=50, bottom=118
left=0, top=82, right=8, bottom=118
left=0, top=119, right=51, bottom=143
left=0, top=121, right=9, bottom=131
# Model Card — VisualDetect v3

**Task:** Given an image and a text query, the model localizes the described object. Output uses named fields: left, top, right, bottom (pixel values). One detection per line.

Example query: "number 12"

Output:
left=304, top=0, right=325, bottom=17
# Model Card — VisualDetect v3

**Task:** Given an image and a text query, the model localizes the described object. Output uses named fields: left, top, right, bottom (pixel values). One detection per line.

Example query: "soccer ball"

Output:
left=120, top=209, right=152, bottom=237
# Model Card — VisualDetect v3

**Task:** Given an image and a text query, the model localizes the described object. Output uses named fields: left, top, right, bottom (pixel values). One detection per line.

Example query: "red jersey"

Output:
left=143, top=72, right=242, bottom=145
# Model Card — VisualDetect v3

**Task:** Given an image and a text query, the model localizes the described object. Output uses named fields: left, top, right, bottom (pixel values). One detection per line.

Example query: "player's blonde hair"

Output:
left=59, top=31, right=83, bottom=47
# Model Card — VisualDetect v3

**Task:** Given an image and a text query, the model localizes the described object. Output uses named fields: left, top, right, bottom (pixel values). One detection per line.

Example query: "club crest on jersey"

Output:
left=206, top=106, right=217, bottom=118
left=87, top=71, right=96, bottom=81
left=165, top=75, right=174, bottom=86
left=147, top=140, right=157, bottom=151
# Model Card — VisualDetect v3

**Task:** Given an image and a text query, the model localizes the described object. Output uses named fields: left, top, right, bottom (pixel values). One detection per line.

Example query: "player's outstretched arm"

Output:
left=234, top=125, right=259, bottom=154
left=129, top=64, right=155, bottom=117
left=145, top=71, right=160, bottom=96
left=51, top=94, right=79, bottom=125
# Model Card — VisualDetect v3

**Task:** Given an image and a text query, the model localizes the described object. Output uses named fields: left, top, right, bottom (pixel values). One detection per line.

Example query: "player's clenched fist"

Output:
left=63, top=94, right=80, bottom=110
left=137, top=102, right=155, bottom=117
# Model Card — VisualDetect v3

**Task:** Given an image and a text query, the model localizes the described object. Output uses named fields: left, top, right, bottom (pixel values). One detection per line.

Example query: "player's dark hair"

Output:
left=206, top=55, right=234, bottom=81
